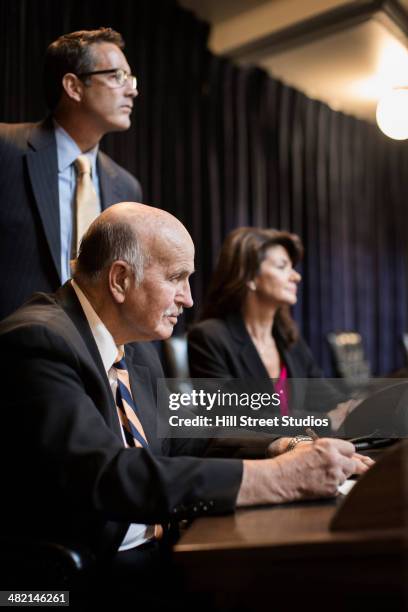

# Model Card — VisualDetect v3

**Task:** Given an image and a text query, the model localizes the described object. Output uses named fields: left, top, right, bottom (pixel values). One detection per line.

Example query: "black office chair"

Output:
left=327, top=331, right=371, bottom=390
left=162, top=334, right=192, bottom=393
left=163, top=335, right=190, bottom=378
left=402, top=333, right=408, bottom=365
left=0, top=537, right=96, bottom=600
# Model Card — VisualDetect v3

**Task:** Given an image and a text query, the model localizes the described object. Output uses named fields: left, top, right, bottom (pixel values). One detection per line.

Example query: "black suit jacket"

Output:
left=188, top=312, right=344, bottom=415
left=0, top=119, right=142, bottom=319
left=0, top=285, right=242, bottom=558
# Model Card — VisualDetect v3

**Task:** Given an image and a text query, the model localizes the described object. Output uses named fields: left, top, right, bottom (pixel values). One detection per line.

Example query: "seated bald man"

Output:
left=0, top=203, right=371, bottom=597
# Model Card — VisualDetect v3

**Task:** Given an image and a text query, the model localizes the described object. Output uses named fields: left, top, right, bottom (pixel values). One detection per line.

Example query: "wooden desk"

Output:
left=174, top=498, right=406, bottom=610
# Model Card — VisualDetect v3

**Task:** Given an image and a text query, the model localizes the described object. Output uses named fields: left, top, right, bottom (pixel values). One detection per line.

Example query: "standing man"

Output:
left=0, top=28, right=141, bottom=319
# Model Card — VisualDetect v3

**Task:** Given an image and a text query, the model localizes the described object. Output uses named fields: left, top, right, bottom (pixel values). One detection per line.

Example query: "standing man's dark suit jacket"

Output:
left=0, top=119, right=142, bottom=319
left=188, top=312, right=344, bottom=415
left=0, top=284, right=242, bottom=559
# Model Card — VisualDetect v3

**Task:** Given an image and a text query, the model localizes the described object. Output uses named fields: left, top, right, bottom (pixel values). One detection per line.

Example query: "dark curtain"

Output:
left=202, top=55, right=408, bottom=375
left=1, top=0, right=407, bottom=375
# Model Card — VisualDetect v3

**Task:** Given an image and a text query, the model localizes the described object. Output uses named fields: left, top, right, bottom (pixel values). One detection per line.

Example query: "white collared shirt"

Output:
left=71, top=280, right=154, bottom=550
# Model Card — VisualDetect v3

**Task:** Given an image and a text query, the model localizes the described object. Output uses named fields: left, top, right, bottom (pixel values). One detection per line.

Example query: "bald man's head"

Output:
left=74, top=202, right=193, bottom=284
left=73, top=203, right=195, bottom=343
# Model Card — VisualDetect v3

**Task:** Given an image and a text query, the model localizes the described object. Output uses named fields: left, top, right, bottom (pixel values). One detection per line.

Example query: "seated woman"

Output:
left=188, top=227, right=353, bottom=432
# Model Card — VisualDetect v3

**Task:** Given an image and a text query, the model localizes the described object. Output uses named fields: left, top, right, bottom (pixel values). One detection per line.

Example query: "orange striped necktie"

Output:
left=113, top=350, right=148, bottom=449
left=113, top=350, right=163, bottom=539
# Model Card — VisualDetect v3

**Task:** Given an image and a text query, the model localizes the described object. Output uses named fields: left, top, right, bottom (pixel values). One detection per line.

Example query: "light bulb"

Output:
left=376, top=87, right=408, bottom=140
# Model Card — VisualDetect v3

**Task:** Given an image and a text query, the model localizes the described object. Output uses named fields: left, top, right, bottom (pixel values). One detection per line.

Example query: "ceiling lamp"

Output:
left=376, top=87, right=408, bottom=140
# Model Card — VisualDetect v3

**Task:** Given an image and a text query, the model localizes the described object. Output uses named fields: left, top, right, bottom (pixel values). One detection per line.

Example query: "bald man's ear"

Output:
left=109, top=261, right=132, bottom=304
left=61, top=73, right=85, bottom=103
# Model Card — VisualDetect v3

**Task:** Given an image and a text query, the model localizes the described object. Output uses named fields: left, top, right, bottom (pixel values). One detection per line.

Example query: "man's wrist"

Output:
left=236, top=457, right=287, bottom=506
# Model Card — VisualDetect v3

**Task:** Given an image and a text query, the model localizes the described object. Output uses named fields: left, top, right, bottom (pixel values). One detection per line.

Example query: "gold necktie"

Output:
left=73, top=155, right=99, bottom=256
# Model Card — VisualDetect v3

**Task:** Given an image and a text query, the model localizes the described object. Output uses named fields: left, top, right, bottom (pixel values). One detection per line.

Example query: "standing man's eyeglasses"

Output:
left=76, top=68, right=137, bottom=90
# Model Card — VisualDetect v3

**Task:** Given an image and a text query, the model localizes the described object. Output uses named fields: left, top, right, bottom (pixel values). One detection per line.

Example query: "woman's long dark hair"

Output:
left=200, top=227, right=304, bottom=346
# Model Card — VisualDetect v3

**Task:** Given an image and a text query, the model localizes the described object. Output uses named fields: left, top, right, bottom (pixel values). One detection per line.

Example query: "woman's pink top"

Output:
left=275, top=364, right=290, bottom=416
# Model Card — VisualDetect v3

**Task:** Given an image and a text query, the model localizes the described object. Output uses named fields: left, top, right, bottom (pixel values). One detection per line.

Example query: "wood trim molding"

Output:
left=226, top=0, right=408, bottom=62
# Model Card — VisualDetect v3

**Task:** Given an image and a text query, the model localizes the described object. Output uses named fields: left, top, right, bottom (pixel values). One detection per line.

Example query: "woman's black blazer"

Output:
left=188, top=312, right=344, bottom=415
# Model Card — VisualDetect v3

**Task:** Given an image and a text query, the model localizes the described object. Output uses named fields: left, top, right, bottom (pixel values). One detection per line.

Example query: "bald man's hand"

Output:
left=236, top=438, right=373, bottom=506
